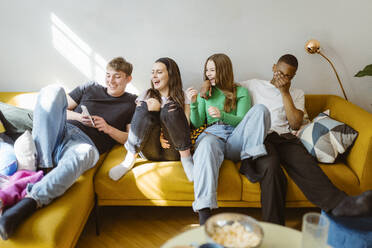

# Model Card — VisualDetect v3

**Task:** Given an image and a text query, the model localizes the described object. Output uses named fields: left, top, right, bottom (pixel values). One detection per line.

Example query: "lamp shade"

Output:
left=305, top=39, right=320, bottom=54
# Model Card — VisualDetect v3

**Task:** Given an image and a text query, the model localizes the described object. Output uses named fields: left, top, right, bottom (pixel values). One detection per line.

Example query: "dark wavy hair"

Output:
left=147, top=57, right=185, bottom=109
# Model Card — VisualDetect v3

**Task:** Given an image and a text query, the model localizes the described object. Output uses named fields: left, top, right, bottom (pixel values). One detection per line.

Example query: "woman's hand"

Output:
left=146, top=98, right=161, bottom=111
left=186, top=87, right=198, bottom=103
left=200, top=80, right=212, bottom=100
left=208, top=106, right=221, bottom=118
left=160, top=131, right=170, bottom=149
left=92, top=116, right=112, bottom=134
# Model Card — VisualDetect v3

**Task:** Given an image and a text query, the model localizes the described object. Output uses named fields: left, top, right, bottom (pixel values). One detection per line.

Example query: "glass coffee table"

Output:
left=162, top=222, right=302, bottom=248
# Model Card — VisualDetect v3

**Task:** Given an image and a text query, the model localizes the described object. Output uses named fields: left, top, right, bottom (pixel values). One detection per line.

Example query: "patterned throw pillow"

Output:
left=298, top=112, right=358, bottom=163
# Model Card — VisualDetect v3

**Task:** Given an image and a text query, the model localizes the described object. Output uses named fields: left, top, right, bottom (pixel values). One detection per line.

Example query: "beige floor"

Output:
left=76, top=206, right=319, bottom=248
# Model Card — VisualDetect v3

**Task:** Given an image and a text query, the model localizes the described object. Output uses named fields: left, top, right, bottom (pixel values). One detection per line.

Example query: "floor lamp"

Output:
left=305, top=39, right=348, bottom=101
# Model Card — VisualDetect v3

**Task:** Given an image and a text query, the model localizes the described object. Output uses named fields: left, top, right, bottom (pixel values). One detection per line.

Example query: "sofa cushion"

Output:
left=298, top=112, right=358, bottom=163
left=0, top=102, right=33, bottom=140
left=95, top=145, right=242, bottom=205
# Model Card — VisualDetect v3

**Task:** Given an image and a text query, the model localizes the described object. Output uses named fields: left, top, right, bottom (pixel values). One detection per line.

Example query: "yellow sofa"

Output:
left=0, top=92, right=107, bottom=248
left=0, top=92, right=371, bottom=247
left=95, top=95, right=372, bottom=210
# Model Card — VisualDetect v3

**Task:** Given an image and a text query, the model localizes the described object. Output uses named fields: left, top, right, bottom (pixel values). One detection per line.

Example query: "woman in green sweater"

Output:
left=186, top=53, right=271, bottom=224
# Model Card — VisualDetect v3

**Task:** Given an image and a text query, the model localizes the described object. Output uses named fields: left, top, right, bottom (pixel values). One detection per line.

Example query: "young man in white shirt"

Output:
left=201, top=54, right=372, bottom=225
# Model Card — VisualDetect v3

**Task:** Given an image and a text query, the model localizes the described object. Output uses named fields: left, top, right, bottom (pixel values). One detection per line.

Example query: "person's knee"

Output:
left=253, top=104, right=270, bottom=117
left=198, top=135, right=219, bottom=147
left=40, top=85, right=65, bottom=99
left=38, top=86, right=66, bottom=110
left=74, top=144, right=99, bottom=170
left=160, top=102, right=183, bottom=123
left=252, top=104, right=271, bottom=127
left=146, top=98, right=161, bottom=112
left=265, top=161, right=281, bottom=176
left=261, top=160, right=286, bottom=184
left=162, top=102, right=181, bottom=113
left=195, top=135, right=223, bottom=158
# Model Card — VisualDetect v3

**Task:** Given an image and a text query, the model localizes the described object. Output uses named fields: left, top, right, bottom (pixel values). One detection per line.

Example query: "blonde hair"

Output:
left=107, top=57, right=133, bottom=76
left=204, top=53, right=237, bottom=112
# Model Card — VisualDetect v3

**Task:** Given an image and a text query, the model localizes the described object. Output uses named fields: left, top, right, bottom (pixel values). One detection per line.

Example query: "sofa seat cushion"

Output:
left=240, top=162, right=360, bottom=204
left=95, top=145, right=242, bottom=205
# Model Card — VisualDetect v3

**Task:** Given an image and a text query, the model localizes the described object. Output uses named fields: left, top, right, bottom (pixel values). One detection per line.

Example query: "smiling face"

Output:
left=105, top=67, right=131, bottom=97
left=205, top=60, right=216, bottom=85
left=151, top=62, right=169, bottom=93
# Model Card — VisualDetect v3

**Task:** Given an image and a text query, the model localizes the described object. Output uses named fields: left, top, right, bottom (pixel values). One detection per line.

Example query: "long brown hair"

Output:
left=147, top=57, right=185, bottom=109
left=204, top=53, right=237, bottom=112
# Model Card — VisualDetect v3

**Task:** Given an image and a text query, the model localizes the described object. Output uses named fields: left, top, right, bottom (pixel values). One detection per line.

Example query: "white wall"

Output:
left=1, top=0, right=371, bottom=112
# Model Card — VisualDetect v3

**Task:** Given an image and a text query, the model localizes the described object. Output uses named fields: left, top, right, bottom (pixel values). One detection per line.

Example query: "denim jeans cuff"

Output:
left=38, top=157, right=53, bottom=168
left=192, top=193, right=218, bottom=212
left=240, top=144, right=267, bottom=160
left=174, top=143, right=192, bottom=151
left=26, top=183, right=44, bottom=208
left=124, top=142, right=137, bottom=154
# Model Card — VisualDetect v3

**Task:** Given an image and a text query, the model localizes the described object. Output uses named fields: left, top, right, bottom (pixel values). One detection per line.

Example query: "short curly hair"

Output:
left=278, top=54, right=298, bottom=69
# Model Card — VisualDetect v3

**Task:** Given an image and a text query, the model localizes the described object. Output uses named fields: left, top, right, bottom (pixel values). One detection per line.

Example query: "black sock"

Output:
left=38, top=167, right=52, bottom=175
left=239, top=158, right=262, bottom=183
left=0, top=198, right=37, bottom=240
left=332, top=190, right=372, bottom=217
left=198, top=208, right=212, bottom=225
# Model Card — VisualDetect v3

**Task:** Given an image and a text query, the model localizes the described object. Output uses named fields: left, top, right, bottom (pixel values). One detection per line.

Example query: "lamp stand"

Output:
left=318, top=51, right=348, bottom=101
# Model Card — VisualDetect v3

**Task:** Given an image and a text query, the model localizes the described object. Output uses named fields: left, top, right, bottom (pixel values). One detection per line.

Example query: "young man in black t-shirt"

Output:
left=0, top=57, right=137, bottom=240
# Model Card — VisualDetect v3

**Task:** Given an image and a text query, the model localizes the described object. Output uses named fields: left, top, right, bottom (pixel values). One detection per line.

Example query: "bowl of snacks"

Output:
left=204, top=213, right=264, bottom=248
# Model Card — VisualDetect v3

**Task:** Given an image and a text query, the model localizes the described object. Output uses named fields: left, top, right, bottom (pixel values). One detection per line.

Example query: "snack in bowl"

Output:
left=205, top=213, right=264, bottom=248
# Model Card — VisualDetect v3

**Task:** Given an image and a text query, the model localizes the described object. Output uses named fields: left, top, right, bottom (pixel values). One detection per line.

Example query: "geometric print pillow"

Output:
left=298, top=112, right=358, bottom=163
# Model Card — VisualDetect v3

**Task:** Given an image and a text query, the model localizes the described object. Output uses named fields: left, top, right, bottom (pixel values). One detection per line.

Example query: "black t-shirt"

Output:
left=68, top=82, right=137, bottom=154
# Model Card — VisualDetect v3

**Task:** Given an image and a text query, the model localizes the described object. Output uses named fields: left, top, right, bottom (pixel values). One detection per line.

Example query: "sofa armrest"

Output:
left=0, top=92, right=38, bottom=109
left=306, top=95, right=372, bottom=191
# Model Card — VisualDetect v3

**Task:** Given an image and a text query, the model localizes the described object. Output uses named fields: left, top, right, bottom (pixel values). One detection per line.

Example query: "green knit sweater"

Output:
left=190, top=86, right=251, bottom=128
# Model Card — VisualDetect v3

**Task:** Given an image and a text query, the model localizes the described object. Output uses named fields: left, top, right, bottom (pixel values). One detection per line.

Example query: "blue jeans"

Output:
left=27, top=86, right=99, bottom=206
left=192, top=104, right=271, bottom=211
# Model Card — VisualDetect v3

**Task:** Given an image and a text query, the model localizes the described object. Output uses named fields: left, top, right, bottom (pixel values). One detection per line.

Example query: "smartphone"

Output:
left=81, top=105, right=95, bottom=127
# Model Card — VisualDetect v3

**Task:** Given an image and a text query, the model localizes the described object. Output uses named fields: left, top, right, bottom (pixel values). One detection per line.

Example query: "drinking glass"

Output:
left=301, top=212, right=329, bottom=248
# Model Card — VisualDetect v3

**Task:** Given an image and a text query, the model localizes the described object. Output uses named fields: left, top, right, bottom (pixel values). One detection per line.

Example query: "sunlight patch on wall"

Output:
left=51, top=13, right=93, bottom=79
left=50, top=12, right=139, bottom=95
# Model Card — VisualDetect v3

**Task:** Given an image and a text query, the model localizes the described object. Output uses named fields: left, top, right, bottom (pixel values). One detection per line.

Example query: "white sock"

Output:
left=180, top=155, right=194, bottom=182
left=108, top=152, right=137, bottom=181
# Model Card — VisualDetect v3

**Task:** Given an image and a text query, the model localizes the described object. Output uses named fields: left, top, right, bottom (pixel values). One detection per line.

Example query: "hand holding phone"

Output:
left=81, top=105, right=95, bottom=127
